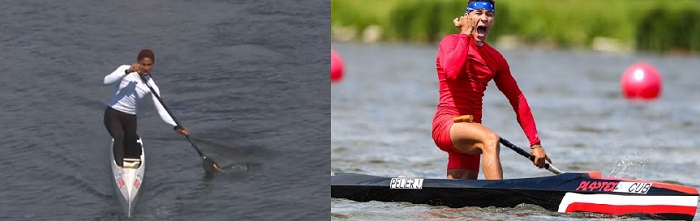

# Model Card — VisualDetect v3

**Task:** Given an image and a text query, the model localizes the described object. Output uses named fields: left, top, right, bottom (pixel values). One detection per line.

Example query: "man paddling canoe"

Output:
left=103, top=49, right=189, bottom=167
left=432, top=0, right=551, bottom=180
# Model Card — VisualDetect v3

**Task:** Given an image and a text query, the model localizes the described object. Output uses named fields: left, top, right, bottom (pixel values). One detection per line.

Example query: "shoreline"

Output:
left=331, top=39, right=700, bottom=58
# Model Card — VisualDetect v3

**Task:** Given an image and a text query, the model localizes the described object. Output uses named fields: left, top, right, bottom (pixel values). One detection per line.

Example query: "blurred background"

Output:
left=332, top=0, right=700, bottom=53
left=331, top=0, right=700, bottom=220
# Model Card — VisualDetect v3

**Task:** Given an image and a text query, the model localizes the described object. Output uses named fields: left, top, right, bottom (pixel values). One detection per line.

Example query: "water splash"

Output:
left=607, top=155, right=650, bottom=180
left=607, top=140, right=664, bottom=180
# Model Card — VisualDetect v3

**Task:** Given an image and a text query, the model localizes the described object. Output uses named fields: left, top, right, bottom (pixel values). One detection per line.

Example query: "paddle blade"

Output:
left=544, top=163, right=564, bottom=174
left=202, top=156, right=223, bottom=173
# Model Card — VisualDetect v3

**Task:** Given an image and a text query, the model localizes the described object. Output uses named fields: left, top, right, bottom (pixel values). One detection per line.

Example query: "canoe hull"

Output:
left=331, top=172, right=698, bottom=220
left=110, top=139, right=145, bottom=218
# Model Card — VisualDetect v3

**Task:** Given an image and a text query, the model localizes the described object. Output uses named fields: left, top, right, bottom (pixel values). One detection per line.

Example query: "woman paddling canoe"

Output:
left=103, top=49, right=189, bottom=167
left=432, top=0, right=551, bottom=180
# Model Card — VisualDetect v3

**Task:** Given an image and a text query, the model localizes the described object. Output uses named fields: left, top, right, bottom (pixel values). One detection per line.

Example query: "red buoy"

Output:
left=331, top=50, right=344, bottom=83
left=621, top=62, right=662, bottom=100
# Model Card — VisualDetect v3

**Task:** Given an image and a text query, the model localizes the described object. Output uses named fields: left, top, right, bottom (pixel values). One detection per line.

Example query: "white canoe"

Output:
left=110, top=138, right=145, bottom=218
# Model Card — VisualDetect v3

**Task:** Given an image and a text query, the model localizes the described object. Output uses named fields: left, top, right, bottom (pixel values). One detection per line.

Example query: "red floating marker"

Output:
left=331, top=50, right=344, bottom=83
left=621, top=62, right=662, bottom=101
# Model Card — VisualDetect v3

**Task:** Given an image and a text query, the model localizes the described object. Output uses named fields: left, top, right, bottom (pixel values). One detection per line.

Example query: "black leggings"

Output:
left=104, top=107, right=141, bottom=167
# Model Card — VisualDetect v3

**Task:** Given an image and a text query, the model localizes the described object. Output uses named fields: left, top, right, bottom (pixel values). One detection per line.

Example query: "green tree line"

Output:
left=331, top=0, right=700, bottom=53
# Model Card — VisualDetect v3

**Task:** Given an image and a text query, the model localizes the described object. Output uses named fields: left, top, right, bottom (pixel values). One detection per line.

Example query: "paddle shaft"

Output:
left=499, top=137, right=563, bottom=174
left=138, top=74, right=206, bottom=158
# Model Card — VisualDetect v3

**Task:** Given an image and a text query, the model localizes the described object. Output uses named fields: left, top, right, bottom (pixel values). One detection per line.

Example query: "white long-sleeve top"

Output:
left=104, top=65, right=177, bottom=127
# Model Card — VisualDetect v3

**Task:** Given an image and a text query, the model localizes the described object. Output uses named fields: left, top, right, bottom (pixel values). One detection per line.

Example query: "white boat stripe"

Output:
left=558, top=193, right=698, bottom=212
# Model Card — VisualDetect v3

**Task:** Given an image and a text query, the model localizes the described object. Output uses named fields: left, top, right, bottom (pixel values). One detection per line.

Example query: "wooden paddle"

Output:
left=138, top=74, right=224, bottom=173
left=499, top=137, right=564, bottom=174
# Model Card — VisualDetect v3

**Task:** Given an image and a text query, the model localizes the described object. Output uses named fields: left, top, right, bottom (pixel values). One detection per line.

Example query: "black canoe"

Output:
left=331, top=172, right=698, bottom=220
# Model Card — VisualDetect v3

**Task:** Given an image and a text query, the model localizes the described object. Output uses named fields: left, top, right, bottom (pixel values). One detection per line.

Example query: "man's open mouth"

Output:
left=477, top=25, right=487, bottom=35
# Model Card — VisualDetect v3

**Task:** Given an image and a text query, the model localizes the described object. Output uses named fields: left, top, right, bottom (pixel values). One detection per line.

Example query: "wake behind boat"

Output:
left=110, top=138, right=145, bottom=218
left=331, top=172, right=699, bottom=220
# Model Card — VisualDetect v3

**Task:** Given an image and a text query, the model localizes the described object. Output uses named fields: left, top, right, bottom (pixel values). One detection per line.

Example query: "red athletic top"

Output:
left=433, top=34, right=541, bottom=146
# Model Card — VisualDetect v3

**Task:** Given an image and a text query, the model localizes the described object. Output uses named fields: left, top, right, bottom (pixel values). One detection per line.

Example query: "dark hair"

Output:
left=468, top=0, right=495, bottom=4
left=137, top=49, right=155, bottom=62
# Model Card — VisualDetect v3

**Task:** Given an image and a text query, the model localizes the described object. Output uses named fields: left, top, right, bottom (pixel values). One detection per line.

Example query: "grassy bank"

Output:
left=331, top=0, right=700, bottom=53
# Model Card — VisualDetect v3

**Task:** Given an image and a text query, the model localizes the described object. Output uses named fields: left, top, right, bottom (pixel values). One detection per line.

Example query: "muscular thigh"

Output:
left=449, top=122, right=497, bottom=155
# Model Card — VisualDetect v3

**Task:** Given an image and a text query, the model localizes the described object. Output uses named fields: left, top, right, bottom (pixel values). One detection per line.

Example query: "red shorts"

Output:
left=432, top=113, right=480, bottom=171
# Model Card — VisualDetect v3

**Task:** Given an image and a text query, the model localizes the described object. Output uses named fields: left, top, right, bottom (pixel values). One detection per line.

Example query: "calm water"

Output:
left=0, top=1, right=329, bottom=220
left=331, top=42, right=700, bottom=220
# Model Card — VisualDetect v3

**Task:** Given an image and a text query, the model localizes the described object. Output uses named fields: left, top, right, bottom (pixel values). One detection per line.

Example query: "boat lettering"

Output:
left=390, top=178, right=424, bottom=189
left=613, top=182, right=652, bottom=194
left=575, top=181, right=619, bottom=192
left=134, top=179, right=141, bottom=189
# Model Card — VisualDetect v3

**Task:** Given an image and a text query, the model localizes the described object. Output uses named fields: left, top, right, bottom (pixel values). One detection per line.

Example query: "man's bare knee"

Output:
left=481, top=132, right=500, bottom=153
